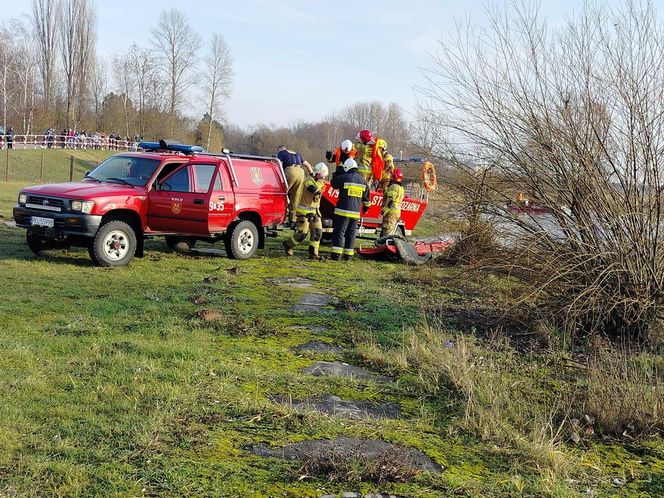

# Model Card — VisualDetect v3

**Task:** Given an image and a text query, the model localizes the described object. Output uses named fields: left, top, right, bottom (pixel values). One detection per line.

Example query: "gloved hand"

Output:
left=325, top=151, right=333, bottom=161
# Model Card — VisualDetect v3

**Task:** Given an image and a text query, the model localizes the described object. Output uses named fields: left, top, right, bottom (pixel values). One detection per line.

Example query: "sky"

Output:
left=1, top=0, right=620, bottom=129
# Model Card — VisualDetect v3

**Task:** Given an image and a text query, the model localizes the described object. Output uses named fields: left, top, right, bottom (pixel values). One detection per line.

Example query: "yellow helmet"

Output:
left=384, top=153, right=394, bottom=164
left=376, top=138, right=387, bottom=150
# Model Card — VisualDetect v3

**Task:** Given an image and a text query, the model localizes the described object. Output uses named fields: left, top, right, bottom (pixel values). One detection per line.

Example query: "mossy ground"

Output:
left=0, top=173, right=662, bottom=497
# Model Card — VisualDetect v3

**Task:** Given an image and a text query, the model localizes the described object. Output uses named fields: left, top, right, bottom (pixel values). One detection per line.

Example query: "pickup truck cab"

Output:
left=13, top=142, right=288, bottom=266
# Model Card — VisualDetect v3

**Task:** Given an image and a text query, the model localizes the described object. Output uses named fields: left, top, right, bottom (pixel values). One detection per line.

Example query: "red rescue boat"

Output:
left=319, top=182, right=428, bottom=236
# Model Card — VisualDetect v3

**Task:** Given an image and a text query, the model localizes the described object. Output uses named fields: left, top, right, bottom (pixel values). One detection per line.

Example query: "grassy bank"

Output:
left=0, top=179, right=662, bottom=496
left=0, top=148, right=116, bottom=184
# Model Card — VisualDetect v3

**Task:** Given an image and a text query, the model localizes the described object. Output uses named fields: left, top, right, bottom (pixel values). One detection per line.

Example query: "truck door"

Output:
left=207, top=162, right=235, bottom=234
left=147, top=163, right=217, bottom=235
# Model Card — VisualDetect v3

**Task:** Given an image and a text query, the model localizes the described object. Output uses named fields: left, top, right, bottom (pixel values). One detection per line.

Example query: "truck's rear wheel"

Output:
left=91, top=220, right=136, bottom=267
left=26, top=231, right=58, bottom=255
left=226, top=220, right=258, bottom=260
left=165, top=236, right=197, bottom=252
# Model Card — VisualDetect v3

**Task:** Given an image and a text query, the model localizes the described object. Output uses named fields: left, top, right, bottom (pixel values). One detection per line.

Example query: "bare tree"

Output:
left=31, top=0, right=59, bottom=110
left=416, top=0, right=664, bottom=338
left=128, top=43, right=157, bottom=137
left=150, top=8, right=202, bottom=137
left=0, top=26, right=14, bottom=132
left=59, top=0, right=96, bottom=128
left=201, top=33, right=232, bottom=150
left=112, top=52, right=133, bottom=138
left=9, top=19, right=38, bottom=134
left=91, top=55, right=107, bottom=131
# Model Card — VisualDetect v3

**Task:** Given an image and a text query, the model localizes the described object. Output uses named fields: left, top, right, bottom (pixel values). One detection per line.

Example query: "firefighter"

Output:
left=380, top=168, right=405, bottom=237
left=283, top=162, right=328, bottom=260
left=326, top=139, right=355, bottom=179
left=330, top=158, right=371, bottom=261
left=355, top=129, right=387, bottom=186
left=277, top=146, right=314, bottom=224
left=377, top=153, right=395, bottom=192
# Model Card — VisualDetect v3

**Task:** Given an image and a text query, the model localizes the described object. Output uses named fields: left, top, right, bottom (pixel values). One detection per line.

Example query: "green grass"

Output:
left=0, top=175, right=662, bottom=497
left=0, top=148, right=116, bottom=184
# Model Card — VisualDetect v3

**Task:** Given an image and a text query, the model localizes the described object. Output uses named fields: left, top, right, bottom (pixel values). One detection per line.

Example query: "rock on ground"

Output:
left=272, top=395, right=400, bottom=419
left=252, top=437, right=442, bottom=474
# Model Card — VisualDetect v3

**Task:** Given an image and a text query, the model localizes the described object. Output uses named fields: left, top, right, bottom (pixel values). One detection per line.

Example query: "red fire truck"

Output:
left=13, top=141, right=288, bottom=266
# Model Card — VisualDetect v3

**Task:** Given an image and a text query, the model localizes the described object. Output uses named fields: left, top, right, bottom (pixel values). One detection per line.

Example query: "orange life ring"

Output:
left=421, top=161, right=437, bottom=191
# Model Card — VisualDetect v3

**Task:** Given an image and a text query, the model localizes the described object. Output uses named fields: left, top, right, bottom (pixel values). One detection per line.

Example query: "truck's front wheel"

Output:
left=91, top=220, right=137, bottom=267
left=226, top=220, right=259, bottom=260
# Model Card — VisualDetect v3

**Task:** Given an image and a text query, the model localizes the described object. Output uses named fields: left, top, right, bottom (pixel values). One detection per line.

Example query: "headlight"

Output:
left=18, top=193, right=27, bottom=204
left=70, top=200, right=95, bottom=214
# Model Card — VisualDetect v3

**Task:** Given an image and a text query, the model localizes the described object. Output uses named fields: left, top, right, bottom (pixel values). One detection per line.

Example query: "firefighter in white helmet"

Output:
left=283, top=162, right=329, bottom=260
left=329, top=158, right=371, bottom=261
left=326, top=139, right=356, bottom=179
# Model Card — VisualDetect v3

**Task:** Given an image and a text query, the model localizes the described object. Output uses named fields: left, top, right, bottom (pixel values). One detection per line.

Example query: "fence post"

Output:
left=69, top=155, right=74, bottom=182
left=40, top=150, right=44, bottom=182
left=5, top=148, right=8, bottom=182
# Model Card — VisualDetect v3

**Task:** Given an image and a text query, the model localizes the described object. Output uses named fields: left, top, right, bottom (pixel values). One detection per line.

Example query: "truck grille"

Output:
left=26, top=195, right=64, bottom=212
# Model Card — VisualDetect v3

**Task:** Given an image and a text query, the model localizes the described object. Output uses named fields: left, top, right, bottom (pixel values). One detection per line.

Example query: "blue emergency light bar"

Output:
left=139, top=140, right=204, bottom=154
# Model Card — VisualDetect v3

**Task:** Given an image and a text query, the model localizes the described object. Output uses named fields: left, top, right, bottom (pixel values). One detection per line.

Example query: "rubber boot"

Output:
left=342, top=254, right=353, bottom=261
left=308, top=246, right=321, bottom=261
left=283, top=240, right=294, bottom=256
left=330, top=253, right=341, bottom=261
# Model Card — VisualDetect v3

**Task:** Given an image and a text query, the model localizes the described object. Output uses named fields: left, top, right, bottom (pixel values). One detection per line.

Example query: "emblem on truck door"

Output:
left=172, top=202, right=181, bottom=214
left=250, top=167, right=264, bottom=186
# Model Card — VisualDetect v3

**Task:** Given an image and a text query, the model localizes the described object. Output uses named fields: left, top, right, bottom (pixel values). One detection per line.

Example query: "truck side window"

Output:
left=155, top=162, right=185, bottom=185
left=163, top=167, right=190, bottom=192
left=192, top=164, right=217, bottom=193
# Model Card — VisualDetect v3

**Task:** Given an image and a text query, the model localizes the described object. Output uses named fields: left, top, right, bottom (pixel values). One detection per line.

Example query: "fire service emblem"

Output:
left=172, top=202, right=181, bottom=214
left=250, top=167, right=264, bottom=186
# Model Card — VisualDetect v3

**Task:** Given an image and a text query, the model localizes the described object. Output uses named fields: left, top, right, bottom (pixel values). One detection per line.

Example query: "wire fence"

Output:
left=0, top=134, right=139, bottom=151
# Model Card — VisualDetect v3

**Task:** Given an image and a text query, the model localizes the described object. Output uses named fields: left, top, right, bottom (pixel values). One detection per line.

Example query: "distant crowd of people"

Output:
left=0, top=126, right=141, bottom=151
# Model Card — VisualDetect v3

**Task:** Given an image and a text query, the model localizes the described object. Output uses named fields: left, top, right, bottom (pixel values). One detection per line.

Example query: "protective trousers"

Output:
left=284, top=166, right=305, bottom=223
left=331, top=215, right=358, bottom=257
left=285, top=214, right=323, bottom=255
left=380, top=212, right=400, bottom=238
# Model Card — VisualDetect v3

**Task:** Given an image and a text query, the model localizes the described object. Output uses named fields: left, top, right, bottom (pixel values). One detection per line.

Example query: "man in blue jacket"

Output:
left=277, top=146, right=314, bottom=224
left=330, top=158, right=371, bottom=261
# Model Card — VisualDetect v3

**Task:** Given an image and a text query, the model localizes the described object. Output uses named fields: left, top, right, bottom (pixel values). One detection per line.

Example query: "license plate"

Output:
left=31, top=216, right=54, bottom=228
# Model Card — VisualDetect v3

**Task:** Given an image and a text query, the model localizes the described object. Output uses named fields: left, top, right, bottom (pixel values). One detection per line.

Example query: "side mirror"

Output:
left=84, top=170, right=91, bottom=177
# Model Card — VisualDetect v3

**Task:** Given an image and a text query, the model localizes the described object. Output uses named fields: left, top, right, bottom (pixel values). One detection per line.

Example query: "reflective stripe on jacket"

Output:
left=330, top=170, right=371, bottom=219
left=354, top=142, right=373, bottom=175
left=383, top=183, right=405, bottom=215
left=296, top=177, right=325, bottom=215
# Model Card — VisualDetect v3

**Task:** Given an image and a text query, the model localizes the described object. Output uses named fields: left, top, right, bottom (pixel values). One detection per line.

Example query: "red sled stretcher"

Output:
left=357, top=235, right=455, bottom=264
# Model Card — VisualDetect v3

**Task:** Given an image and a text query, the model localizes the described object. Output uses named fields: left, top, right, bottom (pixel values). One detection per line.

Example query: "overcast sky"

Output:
left=1, top=0, right=618, bottom=128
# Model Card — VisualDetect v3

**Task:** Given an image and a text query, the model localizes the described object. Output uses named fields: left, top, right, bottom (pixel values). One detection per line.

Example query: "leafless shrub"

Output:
left=416, top=1, right=664, bottom=340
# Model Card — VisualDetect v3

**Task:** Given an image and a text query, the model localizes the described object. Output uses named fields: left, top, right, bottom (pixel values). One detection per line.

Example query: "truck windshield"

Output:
left=87, top=156, right=161, bottom=186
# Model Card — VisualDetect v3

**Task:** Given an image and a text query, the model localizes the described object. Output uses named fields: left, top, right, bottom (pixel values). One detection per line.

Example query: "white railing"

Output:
left=0, top=134, right=139, bottom=151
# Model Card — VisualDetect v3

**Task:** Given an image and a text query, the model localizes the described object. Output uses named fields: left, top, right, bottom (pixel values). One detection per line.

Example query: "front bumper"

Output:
left=13, top=206, right=102, bottom=238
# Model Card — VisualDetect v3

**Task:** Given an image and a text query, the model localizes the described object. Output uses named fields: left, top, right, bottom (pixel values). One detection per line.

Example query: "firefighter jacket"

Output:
left=296, top=177, right=326, bottom=215
left=330, top=169, right=371, bottom=219
left=382, top=182, right=405, bottom=215
left=354, top=142, right=374, bottom=178
left=327, top=147, right=356, bottom=166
